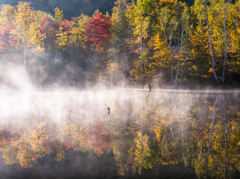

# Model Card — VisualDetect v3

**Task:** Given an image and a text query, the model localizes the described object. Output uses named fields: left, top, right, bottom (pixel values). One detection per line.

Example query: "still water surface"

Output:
left=0, top=89, right=239, bottom=179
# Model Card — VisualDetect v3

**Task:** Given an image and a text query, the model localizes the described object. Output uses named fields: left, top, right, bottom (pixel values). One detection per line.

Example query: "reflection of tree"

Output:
left=112, top=119, right=135, bottom=176
left=55, top=145, right=66, bottom=162
left=0, top=125, right=47, bottom=168
left=205, top=95, right=219, bottom=178
left=0, top=94, right=239, bottom=178
left=222, top=95, right=227, bottom=179
left=87, top=122, right=112, bottom=154
left=130, top=131, right=152, bottom=175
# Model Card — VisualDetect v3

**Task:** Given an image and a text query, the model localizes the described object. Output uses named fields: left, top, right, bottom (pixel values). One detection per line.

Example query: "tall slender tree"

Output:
left=204, top=0, right=221, bottom=85
left=128, top=0, right=150, bottom=71
left=15, top=2, right=37, bottom=67
left=112, top=0, right=132, bottom=82
left=222, top=0, right=228, bottom=85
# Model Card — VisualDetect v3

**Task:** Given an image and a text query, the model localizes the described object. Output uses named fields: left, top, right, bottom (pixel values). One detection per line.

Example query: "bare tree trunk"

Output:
left=175, top=55, right=180, bottom=88
left=54, top=46, right=58, bottom=71
left=204, top=0, right=221, bottom=85
left=174, top=15, right=185, bottom=87
left=222, top=0, right=228, bottom=85
left=140, top=31, right=143, bottom=71
left=24, top=38, right=26, bottom=68
left=175, top=18, right=183, bottom=88
left=123, top=42, right=130, bottom=83
left=113, top=40, right=118, bottom=85
left=171, top=65, right=174, bottom=89
left=197, top=1, right=203, bottom=37
left=205, top=95, right=220, bottom=179
left=178, top=28, right=179, bottom=49
left=230, top=8, right=240, bottom=29
left=199, top=15, right=204, bottom=46
left=169, top=31, right=172, bottom=48
left=181, top=19, right=184, bottom=51
left=173, top=34, right=177, bottom=48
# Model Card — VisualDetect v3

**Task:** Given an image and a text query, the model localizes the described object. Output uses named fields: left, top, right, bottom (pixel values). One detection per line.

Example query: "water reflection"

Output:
left=0, top=90, right=239, bottom=178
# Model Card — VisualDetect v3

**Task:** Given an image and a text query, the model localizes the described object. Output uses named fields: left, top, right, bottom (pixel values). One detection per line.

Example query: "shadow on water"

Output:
left=0, top=89, right=240, bottom=179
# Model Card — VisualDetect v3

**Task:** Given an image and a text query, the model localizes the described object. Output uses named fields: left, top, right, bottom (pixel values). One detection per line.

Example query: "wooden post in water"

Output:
left=148, top=81, right=152, bottom=92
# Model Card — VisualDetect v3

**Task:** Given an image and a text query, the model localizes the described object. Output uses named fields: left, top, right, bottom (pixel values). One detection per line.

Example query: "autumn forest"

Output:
left=0, top=0, right=239, bottom=89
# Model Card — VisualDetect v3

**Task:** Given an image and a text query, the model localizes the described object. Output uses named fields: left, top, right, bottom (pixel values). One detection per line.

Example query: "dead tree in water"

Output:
left=148, top=82, right=152, bottom=92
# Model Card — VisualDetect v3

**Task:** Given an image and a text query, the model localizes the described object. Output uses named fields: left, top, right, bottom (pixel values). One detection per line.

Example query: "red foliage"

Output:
left=59, top=20, right=72, bottom=33
left=40, top=17, right=60, bottom=46
left=84, top=14, right=112, bottom=51
left=87, top=122, right=112, bottom=153
left=0, top=128, right=15, bottom=146
left=59, top=20, right=72, bottom=44
left=62, top=142, right=73, bottom=149
left=0, top=24, right=18, bottom=51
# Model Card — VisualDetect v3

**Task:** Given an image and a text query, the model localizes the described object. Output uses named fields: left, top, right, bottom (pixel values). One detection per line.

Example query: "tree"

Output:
left=191, top=0, right=205, bottom=37
left=0, top=4, right=16, bottom=28
left=112, top=0, right=133, bottom=83
left=204, top=0, right=221, bottom=85
left=53, top=7, right=63, bottom=23
left=40, top=17, right=59, bottom=50
left=15, top=2, right=38, bottom=67
left=87, top=122, right=112, bottom=154
left=59, top=20, right=72, bottom=45
left=222, top=0, right=228, bottom=85
left=128, top=0, right=150, bottom=71
left=205, top=95, right=220, bottom=177
left=130, top=132, right=152, bottom=175
left=0, top=24, right=18, bottom=52
left=84, top=14, right=112, bottom=51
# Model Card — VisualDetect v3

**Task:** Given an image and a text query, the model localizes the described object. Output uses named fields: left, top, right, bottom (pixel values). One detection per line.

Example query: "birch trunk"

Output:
left=123, top=42, right=130, bottom=83
left=54, top=46, right=58, bottom=71
left=140, top=31, right=143, bottom=71
left=222, top=0, right=228, bottom=85
left=175, top=55, right=180, bottom=88
left=24, top=38, right=26, bottom=68
left=173, top=34, right=177, bottom=48
left=181, top=19, right=183, bottom=51
left=178, top=28, right=179, bottom=49
left=204, top=0, right=221, bottom=85
left=175, top=18, right=183, bottom=88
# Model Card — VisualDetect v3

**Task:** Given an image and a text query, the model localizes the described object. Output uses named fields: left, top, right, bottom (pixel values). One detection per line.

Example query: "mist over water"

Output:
left=0, top=64, right=239, bottom=179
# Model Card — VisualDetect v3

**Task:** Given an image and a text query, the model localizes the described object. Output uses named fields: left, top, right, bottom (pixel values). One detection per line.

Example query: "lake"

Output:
left=0, top=89, right=239, bottom=179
